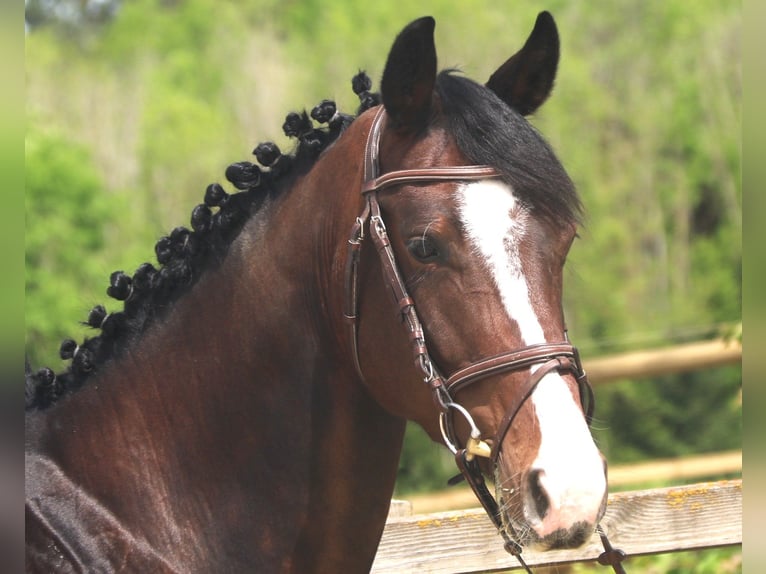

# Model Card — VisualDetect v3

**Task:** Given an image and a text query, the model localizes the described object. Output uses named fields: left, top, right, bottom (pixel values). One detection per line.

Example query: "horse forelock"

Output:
left=435, top=71, right=581, bottom=226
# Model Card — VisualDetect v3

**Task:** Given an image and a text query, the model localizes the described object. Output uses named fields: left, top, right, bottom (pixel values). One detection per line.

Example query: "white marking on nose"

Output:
left=528, top=374, right=606, bottom=534
left=457, top=180, right=605, bottom=533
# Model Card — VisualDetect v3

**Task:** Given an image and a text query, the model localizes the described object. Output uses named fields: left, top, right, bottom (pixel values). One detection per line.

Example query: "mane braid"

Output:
left=25, top=72, right=379, bottom=411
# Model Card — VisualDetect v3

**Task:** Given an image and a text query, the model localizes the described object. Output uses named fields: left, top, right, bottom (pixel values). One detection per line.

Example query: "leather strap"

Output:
left=362, top=166, right=501, bottom=194
left=343, top=201, right=371, bottom=380
left=446, top=343, right=579, bottom=395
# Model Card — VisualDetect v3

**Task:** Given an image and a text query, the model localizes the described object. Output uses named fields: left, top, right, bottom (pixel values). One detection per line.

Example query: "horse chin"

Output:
left=495, top=467, right=603, bottom=552
left=496, top=494, right=597, bottom=551
left=507, top=519, right=595, bottom=551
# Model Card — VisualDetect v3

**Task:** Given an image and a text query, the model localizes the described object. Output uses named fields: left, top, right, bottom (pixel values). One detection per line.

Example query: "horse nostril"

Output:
left=528, top=469, right=550, bottom=519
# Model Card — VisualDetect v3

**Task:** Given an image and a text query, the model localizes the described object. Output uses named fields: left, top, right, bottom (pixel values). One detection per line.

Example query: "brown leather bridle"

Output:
left=344, top=107, right=625, bottom=573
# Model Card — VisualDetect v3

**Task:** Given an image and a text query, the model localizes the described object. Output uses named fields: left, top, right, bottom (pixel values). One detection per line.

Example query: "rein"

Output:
left=344, top=107, right=626, bottom=573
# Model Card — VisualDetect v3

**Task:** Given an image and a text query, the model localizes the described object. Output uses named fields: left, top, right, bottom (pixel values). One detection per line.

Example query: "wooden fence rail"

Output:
left=373, top=480, right=742, bottom=573
left=584, top=337, right=741, bottom=384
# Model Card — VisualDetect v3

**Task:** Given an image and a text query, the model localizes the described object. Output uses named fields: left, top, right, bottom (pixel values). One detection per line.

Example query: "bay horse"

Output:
left=26, top=12, right=609, bottom=573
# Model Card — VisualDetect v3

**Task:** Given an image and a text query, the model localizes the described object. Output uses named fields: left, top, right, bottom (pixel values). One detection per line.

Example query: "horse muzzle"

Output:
left=493, top=374, right=608, bottom=550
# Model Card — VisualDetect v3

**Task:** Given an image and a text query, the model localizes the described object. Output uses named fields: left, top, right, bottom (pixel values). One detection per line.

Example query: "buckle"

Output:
left=439, top=402, right=492, bottom=459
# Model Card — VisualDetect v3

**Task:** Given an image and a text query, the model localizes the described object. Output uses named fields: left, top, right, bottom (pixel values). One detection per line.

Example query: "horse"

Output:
left=25, top=12, right=609, bottom=573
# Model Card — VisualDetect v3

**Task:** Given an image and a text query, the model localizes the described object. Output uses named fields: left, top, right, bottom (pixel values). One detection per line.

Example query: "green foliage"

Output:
left=550, top=2, right=742, bottom=346
left=592, top=365, right=742, bottom=465
left=25, top=129, right=116, bottom=367
left=394, top=423, right=456, bottom=495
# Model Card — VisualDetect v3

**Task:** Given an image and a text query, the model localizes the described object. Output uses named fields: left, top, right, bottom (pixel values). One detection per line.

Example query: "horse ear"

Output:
left=486, top=11, right=560, bottom=116
left=381, top=16, right=437, bottom=130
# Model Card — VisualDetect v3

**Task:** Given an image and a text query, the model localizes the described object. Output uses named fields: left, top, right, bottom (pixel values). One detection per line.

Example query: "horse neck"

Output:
left=29, top=113, right=407, bottom=571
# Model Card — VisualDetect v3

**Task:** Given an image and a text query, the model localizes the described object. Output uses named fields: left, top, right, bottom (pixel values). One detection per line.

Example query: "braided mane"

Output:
left=25, top=72, right=381, bottom=411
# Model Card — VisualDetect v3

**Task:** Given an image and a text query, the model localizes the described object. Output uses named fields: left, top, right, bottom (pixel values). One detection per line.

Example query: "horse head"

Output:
left=350, top=13, right=607, bottom=551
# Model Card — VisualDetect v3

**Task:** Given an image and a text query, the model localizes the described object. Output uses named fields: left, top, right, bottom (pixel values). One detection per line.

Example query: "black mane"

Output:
left=25, top=73, right=380, bottom=411
left=436, top=70, right=581, bottom=224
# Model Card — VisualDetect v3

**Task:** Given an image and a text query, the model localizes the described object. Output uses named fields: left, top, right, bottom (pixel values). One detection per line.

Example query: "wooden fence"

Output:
left=373, top=480, right=741, bottom=573
left=373, top=337, right=742, bottom=573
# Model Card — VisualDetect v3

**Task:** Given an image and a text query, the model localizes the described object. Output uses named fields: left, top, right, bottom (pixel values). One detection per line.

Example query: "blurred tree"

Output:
left=593, top=365, right=742, bottom=465
left=547, top=1, right=741, bottom=348
left=394, top=423, right=456, bottom=495
left=25, top=0, right=120, bottom=32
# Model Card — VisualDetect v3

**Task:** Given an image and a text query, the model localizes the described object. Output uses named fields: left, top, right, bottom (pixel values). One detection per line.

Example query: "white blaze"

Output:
left=457, top=180, right=605, bottom=532
left=456, top=180, right=543, bottom=344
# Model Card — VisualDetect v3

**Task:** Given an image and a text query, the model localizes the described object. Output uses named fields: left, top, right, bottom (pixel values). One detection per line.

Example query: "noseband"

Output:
left=344, top=108, right=623, bottom=572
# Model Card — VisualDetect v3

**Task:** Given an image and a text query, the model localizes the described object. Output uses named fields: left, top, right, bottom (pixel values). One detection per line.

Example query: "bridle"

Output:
left=344, top=106, right=626, bottom=573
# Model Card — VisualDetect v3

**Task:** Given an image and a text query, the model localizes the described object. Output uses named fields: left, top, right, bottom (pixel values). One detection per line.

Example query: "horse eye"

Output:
left=407, top=236, right=440, bottom=262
